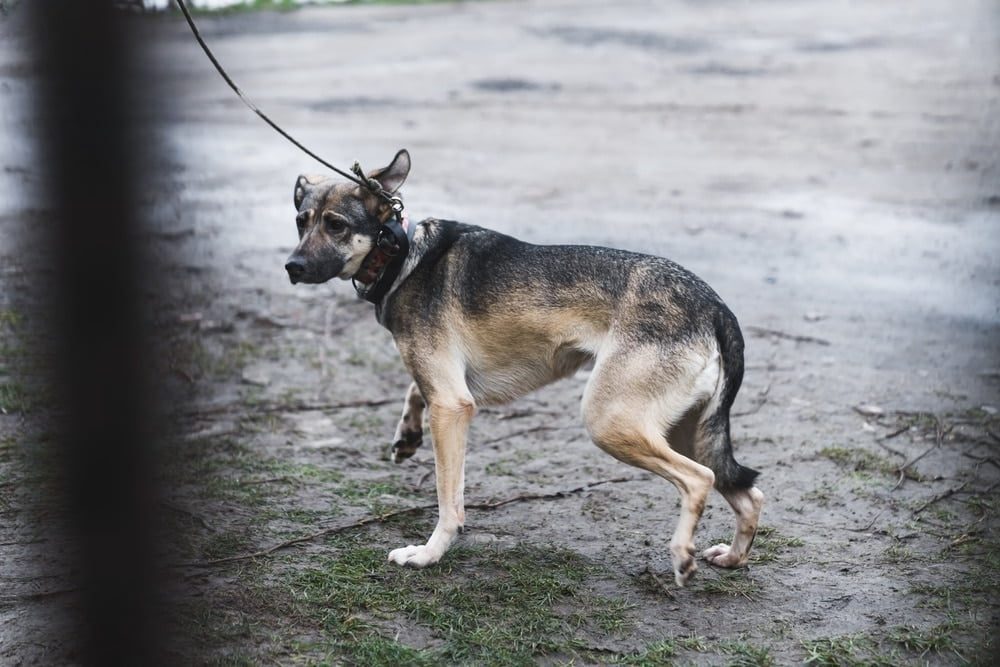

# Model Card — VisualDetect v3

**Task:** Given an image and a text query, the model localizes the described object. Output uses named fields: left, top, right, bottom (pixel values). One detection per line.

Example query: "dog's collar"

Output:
left=353, top=211, right=414, bottom=304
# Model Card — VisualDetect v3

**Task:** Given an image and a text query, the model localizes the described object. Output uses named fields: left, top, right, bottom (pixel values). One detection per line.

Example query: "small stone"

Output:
left=854, top=403, right=884, bottom=417
left=241, top=367, right=270, bottom=387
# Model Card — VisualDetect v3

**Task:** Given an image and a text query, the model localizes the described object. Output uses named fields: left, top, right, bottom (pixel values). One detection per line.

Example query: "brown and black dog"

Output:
left=285, top=150, right=763, bottom=586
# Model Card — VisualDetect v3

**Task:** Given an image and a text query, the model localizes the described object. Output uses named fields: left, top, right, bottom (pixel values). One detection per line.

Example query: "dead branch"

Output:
left=175, top=476, right=635, bottom=568
left=732, top=383, right=771, bottom=417
left=845, top=510, right=884, bottom=533
left=181, top=397, right=396, bottom=420
left=876, top=440, right=906, bottom=459
left=479, top=425, right=568, bottom=446
left=479, top=407, right=563, bottom=420
left=913, top=482, right=968, bottom=515
left=960, top=452, right=1000, bottom=470
left=892, top=418, right=949, bottom=491
left=746, top=326, right=831, bottom=346
left=640, top=566, right=677, bottom=599
left=465, top=476, right=634, bottom=510
left=880, top=425, right=910, bottom=441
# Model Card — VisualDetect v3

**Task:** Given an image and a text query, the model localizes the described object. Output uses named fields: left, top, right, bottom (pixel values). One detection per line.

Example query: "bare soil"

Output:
left=2, top=0, right=998, bottom=664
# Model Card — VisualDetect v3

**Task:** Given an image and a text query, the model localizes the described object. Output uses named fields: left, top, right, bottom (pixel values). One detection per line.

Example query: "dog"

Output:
left=285, top=149, right=763, bottom=586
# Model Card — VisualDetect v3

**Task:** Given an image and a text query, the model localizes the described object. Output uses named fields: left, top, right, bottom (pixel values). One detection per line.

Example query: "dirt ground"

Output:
left=2, top=0, right=999, bottom=664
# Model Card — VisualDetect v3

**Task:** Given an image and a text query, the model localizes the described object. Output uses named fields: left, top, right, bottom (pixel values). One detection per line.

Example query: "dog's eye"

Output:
left=295, top=210, right=310, bottom=229
left=322, top=211, right=347, bottom=233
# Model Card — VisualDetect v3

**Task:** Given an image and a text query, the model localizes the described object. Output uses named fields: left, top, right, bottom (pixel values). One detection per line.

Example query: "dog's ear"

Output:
left=368, top=149, right=411, bottom=194
left=294, top=174, right=324, bottom=209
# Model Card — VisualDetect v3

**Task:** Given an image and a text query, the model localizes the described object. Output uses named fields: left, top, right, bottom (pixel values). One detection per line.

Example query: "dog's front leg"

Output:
left=390, top=382, right=425, bottom=463
left=388, top=395, right=474, bottom=568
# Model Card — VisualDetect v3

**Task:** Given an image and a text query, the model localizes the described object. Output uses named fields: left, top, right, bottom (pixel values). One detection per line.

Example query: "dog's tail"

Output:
left=702, top=305, right=759, bottom=491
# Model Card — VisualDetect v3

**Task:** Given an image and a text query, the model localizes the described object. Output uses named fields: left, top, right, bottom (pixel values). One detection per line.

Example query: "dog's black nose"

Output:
left=285, top=257, right=306, bottom=284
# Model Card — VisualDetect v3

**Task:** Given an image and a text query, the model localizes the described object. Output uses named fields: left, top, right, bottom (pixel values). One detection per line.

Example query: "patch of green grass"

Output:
left=888, top=621, right=963, bottom=659
left=751, top=525, right=804, bottom=564
left=801, top=481, right=838, bottom=507
left=614, top=639, right=678, bottom=665
left=700, top=570, right=759, bottom=601
left=720, top=639, right=774, bottom=667
left=613, top=636, right=706, bottom=665
left=286, top=540, right=627, bottom=664
left=0, top=381, right=32, bottom=413
left=819, top=446, right=913, bottom=480
left=0, top=308, right=20, bottom=329
left=881, top=541, right=914, bottom=564
left=202, top=530, right=255, bottom=560
left=591, top=596, right=636, bottom=635
left=801, top=634, right=897, bottom=666
left=342, top=634, right=440, bottom=666
left=909, top=582, right=960, bottom=611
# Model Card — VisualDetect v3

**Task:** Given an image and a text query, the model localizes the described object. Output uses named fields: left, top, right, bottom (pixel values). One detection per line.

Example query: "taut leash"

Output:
left=172, top=0, right=403, bottom=213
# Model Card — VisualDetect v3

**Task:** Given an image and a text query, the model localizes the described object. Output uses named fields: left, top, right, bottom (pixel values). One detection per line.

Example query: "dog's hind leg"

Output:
left=697, top=415, right=764, bottom=568
left=702, top=485, right=764, bottom=568
left=582, top=348, right=716, bottom=587
left=388, top=367, right=473, bottom=568
left=390, top=381, right=425, bottom=463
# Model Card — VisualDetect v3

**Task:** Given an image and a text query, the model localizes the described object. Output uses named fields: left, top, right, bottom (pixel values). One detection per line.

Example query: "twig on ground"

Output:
left=480, top=407, right=563, bottom=420
left=784, top=514, right=884, bottom=533
left=845, top=510, right=884, bottom=533
left=479, top=425, right=568, bottom=446
left=465, top=476, right=633, bottom=510
left=892, top=417, right=949, bottom=491
left=733, top=383, right=771, bottom=417
left=182, top=397, right=396, bottom=419
left=913, top=482, right=969, bottom=515
left=641, top=566, right=677, bottom=599
left=415, top=468, right=434, bottom=489
left=176, top=476, right=635, bottom=568
left=961, top=451, right=1000, bottom=470
left=746, top=326, right=831, bottom=346
left=881, top=425, right=910, bottom=441
left=876, top=440, right=907, bottom=459
left=241, top=476, right=294, bottom=486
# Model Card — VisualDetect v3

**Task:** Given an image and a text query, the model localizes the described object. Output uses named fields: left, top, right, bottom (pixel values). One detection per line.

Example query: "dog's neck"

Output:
left=353, top=210, right=413, bottom=305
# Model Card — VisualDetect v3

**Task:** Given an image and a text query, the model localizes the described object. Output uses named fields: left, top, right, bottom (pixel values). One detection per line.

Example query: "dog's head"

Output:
left=284, top=149, right=410, bottom=284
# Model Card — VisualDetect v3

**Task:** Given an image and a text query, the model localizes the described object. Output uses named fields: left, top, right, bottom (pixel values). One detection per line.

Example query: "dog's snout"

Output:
left=285, top=257, right=306, bottom=284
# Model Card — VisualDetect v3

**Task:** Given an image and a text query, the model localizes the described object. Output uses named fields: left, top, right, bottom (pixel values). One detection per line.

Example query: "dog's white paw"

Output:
left=702, top=543, right=746, bottom=568
left=387, top=544, right=442, bottom=568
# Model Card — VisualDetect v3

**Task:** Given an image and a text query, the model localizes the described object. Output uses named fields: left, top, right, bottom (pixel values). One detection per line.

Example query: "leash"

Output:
left=172, top=0, right=402, bottom=213
left=173, top=0, right=412, bottom=304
